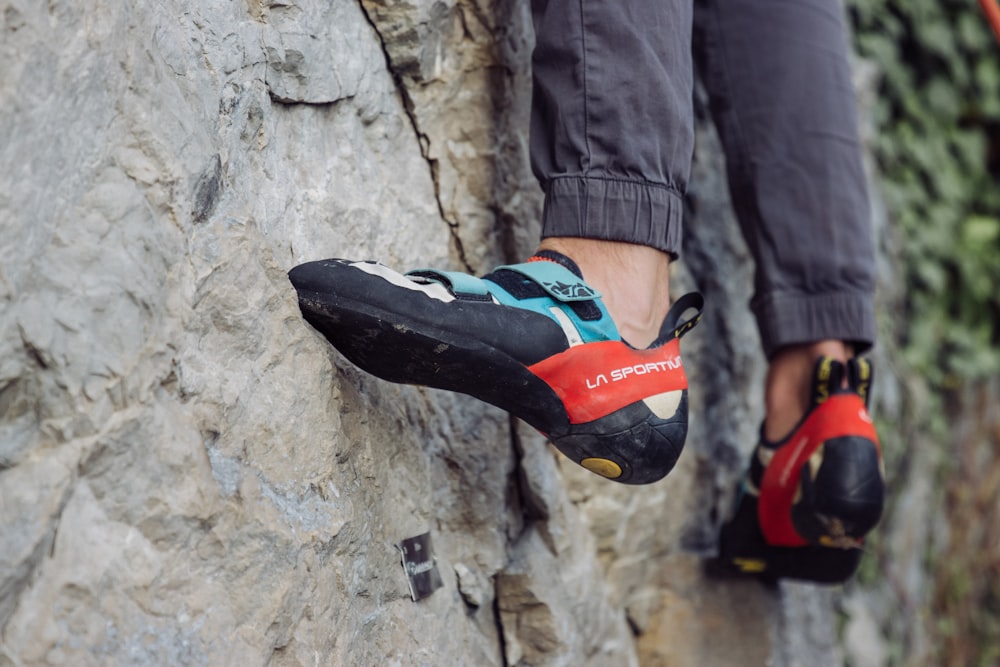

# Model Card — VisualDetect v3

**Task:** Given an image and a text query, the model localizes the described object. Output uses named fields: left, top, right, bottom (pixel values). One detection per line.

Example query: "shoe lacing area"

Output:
left=753, top=357, right=885, bottom=548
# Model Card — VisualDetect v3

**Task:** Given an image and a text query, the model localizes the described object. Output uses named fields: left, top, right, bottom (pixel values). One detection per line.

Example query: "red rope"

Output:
left=981, top=0, right=1000, bottom=44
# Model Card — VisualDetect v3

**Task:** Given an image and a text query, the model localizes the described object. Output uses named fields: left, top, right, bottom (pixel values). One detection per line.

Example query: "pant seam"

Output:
left=577, top=0, right=593, bottom=172
left=577, top=0, right=593, bottom=228
left=703, top=1, right=754, bottom=189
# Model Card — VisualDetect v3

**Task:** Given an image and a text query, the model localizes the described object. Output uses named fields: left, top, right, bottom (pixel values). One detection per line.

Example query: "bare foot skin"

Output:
left=763, top=340, right=853, bottom=441
left=536, top=237, right=672, bottom=348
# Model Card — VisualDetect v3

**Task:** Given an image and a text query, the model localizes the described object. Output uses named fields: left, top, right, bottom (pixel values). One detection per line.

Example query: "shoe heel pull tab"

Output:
left=659, top=292, right=704, bottom=340
left=847, top=357, right=875, bottom=407
left=810, top=356, right=845, bottom=407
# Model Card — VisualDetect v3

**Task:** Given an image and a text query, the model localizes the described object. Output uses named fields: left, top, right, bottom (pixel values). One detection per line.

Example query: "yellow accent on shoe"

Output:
left=732, top=557, right=767, bottom=573
left=581, top=457, right=623, bottom=479
left=818, top=534, right=862, bottom=549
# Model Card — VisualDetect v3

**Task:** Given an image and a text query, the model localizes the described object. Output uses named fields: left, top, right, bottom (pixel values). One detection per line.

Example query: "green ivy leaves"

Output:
left=849, top=0, right=1000, bottom=384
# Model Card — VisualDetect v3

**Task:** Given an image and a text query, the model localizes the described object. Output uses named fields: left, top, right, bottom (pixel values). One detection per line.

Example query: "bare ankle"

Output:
left=763, top=340, right=852, bottom=442
left=536, top=237, right=671, bottom=348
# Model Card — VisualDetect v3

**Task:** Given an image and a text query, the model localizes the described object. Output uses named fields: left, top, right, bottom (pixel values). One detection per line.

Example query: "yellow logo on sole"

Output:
left=732, top=558, right=767, bottom=573
left=581, top=457, right=623, bottom=479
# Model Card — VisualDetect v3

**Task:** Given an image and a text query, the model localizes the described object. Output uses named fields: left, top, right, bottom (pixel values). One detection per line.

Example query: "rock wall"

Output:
left=1, top=1, right=900, bottom=665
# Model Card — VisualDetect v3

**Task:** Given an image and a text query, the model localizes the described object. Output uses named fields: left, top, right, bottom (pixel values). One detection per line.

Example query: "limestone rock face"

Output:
left=2, top=1, right=894, bottom=665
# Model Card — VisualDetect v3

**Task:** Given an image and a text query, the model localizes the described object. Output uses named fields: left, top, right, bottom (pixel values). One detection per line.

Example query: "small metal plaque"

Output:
left=397, top=532, right=443, bottom=601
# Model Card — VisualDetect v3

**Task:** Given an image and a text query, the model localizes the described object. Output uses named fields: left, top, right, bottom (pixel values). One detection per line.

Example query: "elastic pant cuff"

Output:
left=753, top=291, right=877, bottom=359
left=540, top=176, right=684, bottom=258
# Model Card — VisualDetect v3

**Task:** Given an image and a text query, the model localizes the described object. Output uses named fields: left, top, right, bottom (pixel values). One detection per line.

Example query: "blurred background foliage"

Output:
left=850, top=0, right=1000, bottom=386
left=847, top=0, right=1000, bottom=664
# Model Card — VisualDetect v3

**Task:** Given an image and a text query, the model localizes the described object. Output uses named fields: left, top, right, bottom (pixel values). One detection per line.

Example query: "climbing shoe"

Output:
left=288, top=250, right=702, bottom=484
left=715, top=356, right=885, bottom=583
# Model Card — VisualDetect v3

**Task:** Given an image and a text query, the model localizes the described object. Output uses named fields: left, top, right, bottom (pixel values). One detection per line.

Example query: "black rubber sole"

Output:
left=714, top=491, right=863, bottom=585
left=296, top=287, right=568, bottom=434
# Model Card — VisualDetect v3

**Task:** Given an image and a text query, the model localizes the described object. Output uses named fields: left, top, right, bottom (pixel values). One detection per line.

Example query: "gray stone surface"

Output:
left=1, top=0, right=910, bottom=665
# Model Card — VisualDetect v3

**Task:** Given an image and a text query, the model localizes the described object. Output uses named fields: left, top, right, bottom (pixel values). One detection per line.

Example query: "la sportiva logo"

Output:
left=585, top=357, right=682, bottom=389
left=542, top=280, right=597, bottom=300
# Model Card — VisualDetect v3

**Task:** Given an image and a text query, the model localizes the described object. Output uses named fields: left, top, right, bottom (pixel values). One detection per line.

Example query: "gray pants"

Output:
left=530, top=0, right=876, bottom=357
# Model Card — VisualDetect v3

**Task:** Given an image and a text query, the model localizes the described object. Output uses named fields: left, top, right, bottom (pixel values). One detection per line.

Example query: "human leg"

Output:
left=693, top=0, right=876, bottom=366
left=764, top=339, right=853, bottom=441
left=287, top=0, right=705, bottom=484
left=694, top=0, right=884, bottom=580
left=290, top=0, right=701, bottom=482
left=530, top=0, right=694, bottom=348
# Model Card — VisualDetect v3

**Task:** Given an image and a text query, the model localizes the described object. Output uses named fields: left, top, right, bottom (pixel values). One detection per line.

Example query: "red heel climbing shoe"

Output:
left=288, top=250, right=703, bottom=484
left=716, top=356, right=885, bottom=583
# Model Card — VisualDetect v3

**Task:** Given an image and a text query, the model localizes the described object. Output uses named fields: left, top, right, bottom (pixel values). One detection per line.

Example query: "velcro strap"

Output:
left=497, top=262, right=600, bottom=303
left=406, top=269, right=491, bottom=301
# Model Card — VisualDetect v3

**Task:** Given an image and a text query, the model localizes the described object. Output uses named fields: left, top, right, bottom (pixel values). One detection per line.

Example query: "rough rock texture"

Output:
left=2, top=1, right=901, bottom=665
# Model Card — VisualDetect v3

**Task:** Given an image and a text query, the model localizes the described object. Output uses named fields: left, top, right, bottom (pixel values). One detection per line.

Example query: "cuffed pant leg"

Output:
left=694, top=0, right=877, bottom=356
left=530, top=0, right=693, bottom=257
